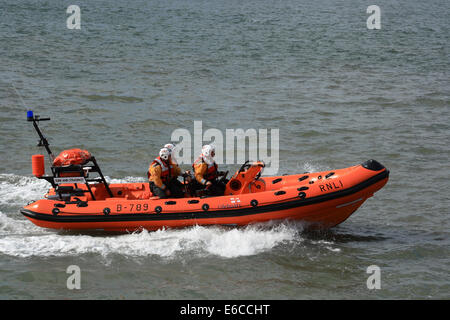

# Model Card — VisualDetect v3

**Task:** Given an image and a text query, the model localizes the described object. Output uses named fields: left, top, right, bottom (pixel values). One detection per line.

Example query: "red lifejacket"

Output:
left=193, top=156, right=218, bottom=181
left=151, top=157, right=171, bottom=183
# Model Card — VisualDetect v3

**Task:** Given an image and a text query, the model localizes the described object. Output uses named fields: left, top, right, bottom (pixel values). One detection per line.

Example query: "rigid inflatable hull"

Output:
left=21, top=164, right=389, bottom=232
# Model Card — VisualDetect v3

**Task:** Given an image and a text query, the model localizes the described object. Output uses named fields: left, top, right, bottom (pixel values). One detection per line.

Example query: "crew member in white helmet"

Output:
left=192, top=145, right=227, bottom=196
left=148, top=148, right=184, bottom=198
left=164, top=143, right=192, bottom=183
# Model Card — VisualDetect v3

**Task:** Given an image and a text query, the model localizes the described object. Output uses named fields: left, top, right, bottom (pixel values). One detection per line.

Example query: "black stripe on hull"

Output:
left=21, top=170, right=389, bottom=224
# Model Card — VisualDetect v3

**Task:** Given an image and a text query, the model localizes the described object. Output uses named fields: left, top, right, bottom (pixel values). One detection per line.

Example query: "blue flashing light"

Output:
left=27, top=110, right=33, bottom=120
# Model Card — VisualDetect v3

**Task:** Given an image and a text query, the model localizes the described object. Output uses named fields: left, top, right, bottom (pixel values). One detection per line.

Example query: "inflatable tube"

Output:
left=21, top=160, right=389, bottom=232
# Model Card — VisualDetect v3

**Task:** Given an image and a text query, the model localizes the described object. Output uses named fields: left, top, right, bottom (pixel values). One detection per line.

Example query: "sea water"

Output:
left=0, top=0, right=449, bottom=299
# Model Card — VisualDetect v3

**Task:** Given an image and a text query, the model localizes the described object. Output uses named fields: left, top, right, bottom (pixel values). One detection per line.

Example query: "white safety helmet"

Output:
left=202, top=145, right=215, bottom=158
left=164, top=143, right=175, bottom=153
left=159, top=148, right=170, bottom=161
left=164, top=143, right=177, bottom=164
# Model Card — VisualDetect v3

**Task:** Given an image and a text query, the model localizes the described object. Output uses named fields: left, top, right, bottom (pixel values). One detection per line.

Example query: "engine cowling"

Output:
left=224, top=161, right=266, bottom=195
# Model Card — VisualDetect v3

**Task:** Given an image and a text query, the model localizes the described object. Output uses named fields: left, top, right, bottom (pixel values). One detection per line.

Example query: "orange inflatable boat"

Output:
left=21, top=111, right=389, bottom=232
